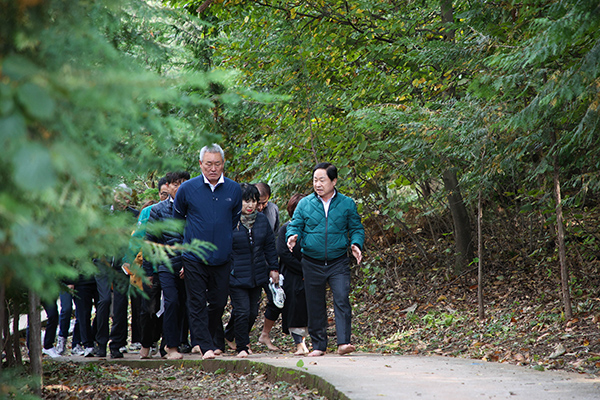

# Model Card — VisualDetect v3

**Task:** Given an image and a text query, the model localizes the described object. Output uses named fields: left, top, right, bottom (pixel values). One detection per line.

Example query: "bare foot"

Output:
left=293, top=343, right=309, bottom=356
left=139, top=347, right=151, bottom=359
left=165, top=347, right=183, bottom=360
left=202, top=350, right=216, bottom=360
left=258, top=332, right=280, bottom=351
left=226, top=339, right=236, bottom=350
left=214, top=349, right=223, bottom=356
left=307, top=350, right=325, bottom=357
left=191, top=345, right=201, bottom=354
left=337, top=344, right=356, bottom=355
left=236, top=350, right=248, bottom=358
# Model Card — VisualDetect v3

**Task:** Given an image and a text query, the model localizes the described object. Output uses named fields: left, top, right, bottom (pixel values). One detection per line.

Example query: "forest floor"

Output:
left=41, top=220, right=600, bottom=399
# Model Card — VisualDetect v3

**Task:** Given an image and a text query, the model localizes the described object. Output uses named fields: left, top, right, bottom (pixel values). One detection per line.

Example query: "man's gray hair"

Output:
left=199, top=143, right=225, bottom=162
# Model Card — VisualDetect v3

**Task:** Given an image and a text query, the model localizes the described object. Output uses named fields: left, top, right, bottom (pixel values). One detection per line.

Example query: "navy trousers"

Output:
left=302, top=256, right=352, bottom=352
left=183, top=258, right=229, bottom=353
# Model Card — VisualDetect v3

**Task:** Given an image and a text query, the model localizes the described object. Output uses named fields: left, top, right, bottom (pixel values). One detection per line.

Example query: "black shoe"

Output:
left=110, top=349, right=124, bottom=359
left=93, top=344, right=107, bottom=358
left=178, top=343, right=192, bottom=354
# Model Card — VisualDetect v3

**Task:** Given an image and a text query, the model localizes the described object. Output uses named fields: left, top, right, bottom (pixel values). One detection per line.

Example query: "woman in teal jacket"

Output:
left=286, top=162, right=364, bottom=357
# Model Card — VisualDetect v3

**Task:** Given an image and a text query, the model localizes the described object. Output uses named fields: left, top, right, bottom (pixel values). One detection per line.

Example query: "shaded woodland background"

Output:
left=1, top=0, right=599, bottom=395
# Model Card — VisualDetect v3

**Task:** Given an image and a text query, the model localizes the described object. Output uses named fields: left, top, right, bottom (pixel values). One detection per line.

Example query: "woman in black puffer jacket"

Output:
left=229, top=183, right=279, bottom=358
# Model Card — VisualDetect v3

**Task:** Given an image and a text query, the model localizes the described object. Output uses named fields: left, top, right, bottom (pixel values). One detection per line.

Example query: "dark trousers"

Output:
left=140, top=273, right=162, bottom=348
left=42, top=301, right=59, bottom=350
left=158, top=270, right=186, bottom=348
left=58, top=291, right=80, bottom=346
left=229, top=286, right=261, bottom=353
left=183, top=258, right=229, bottom=353
left=302, top=256, right=352, bottom=351
left=73, top=280, right=97, bottom=348
left=95, top=274, right=129, bottom=352
left=225, top=281, right=281, bottom=342
left=130, top=292, right=142, bottom=343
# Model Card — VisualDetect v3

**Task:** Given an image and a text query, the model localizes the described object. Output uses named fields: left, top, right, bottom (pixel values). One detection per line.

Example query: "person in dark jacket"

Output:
left=173, top=144, right=242, bottom=360
left=229, top=183, right=279, bottom=358
left=143, top=171, right=189, bottom=359
left=287, top=162, right=364, bottom=357
left=278, top=194, right=309, bottom=355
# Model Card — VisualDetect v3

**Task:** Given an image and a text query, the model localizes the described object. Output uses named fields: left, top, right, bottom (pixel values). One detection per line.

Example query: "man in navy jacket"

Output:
left=174, top=144, right=242, bottom=360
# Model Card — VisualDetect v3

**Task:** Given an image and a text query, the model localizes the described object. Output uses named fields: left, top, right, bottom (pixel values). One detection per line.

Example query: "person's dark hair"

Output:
left=166, top=171, right=190, bottom=184
left=158, top=176, right=168, bottom=189
left=240, top=183, right=260, bottom=202
left=287, top=194, right=306, bottom=217
left=254, top=182, right=271, bottom=198
left=313, top=162, right=338, bottom=181
left=175, top=170, right=190, bottom=182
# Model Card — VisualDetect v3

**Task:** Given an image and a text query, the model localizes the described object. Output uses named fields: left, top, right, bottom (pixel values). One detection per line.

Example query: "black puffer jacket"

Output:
left=143, top=198, right=184, bottom=275
left=230, top=212, right=278, bottom=289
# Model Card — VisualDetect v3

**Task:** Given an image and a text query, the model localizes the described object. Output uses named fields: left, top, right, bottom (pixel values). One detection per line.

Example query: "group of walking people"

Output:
left=41, top=144, right=365, bottom=360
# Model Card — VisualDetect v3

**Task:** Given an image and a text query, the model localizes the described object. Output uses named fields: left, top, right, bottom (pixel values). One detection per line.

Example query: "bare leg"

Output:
left=236, top=350, right=248, bottom=358
left=258, top=318, right=279, bottom=351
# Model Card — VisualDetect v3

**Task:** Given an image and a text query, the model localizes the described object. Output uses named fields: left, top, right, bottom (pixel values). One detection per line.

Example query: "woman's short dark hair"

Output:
left=313, top=162, right=337, bottom=181
left=287, top=193, right=306, bottom=217
left=240, top=183, right=260, bottom=202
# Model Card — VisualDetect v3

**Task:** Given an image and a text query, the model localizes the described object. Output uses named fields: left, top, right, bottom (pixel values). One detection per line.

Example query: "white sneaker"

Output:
left=56, top=336, right=67, bottom=355
left=72, top=344, right=85, bottom=356
left=129, top=342, right=142, bottom=352
left=83, top=347, right=95, bottom=357
left=269, top=275, right=286, bottom=309
left=42, top=347, right=61, bottom=358
left=119, top=346, right=128, bottom=354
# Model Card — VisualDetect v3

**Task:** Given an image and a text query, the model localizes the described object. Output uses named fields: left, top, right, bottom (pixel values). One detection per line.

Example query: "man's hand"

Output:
left=270, top=270, right=280, bottom=285
left=287, top=234, right=298, bottom=252
left=351, top=244, right=362, bottom=265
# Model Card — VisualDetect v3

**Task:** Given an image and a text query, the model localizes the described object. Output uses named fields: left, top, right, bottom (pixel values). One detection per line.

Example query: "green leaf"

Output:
left=1, top=54, right=40, bottom=80
left=16, top=82, right=55, bottom=120
left=12, top=220, right=50, bottom=256
left=11, top=142, right=57, bottom=191
left=0, top=113, right=26, bottom=147
left=296, top=359, right=304, bottom=368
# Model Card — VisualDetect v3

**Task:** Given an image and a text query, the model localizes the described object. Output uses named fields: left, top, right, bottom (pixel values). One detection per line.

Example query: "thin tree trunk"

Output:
left=12, top=303, right=21, bottom=365
left=551, top=133, right=572, bottom=319
left=28, top=291, right=43, bottom=395
left=4, top=301, right=14, bottom=367
left=0, top=283, right=4, bottom=371
left=440, top=0, right=455, bottom=41
left=477, top=187, right=485, bottom=320
left=442, top=168, right=474, bottom=274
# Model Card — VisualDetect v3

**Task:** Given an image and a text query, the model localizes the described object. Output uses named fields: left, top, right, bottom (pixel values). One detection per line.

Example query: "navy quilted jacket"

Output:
left=143, top=198, right=183, bottom=275
left=230, top=212, right=278, bottom=288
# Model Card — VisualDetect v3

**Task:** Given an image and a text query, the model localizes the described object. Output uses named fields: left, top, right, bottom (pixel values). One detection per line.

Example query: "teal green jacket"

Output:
left=122, top=204, right=154, bottom=265
left=286, top=191, right=364, bottom=262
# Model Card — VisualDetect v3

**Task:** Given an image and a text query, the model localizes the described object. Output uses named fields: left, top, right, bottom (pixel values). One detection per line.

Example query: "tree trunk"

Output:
left=443, top=168, right=474, bottom=274
left=12, top=303, right=21, bottom=366
left=28, top=291, right=43, bottom=395
left=477, top=187, right=485, bottom=320
left=0, top=283, right=4, bottom=371
left=551, top=133, right=572, bottom=319
left=440, top=0, right=455, bottom=41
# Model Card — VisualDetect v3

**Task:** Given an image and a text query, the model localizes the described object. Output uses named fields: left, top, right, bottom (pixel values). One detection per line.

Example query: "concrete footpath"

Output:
left=74, top=351, right=600, bottom=400
left=249, top=352, right=600, bottom=400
